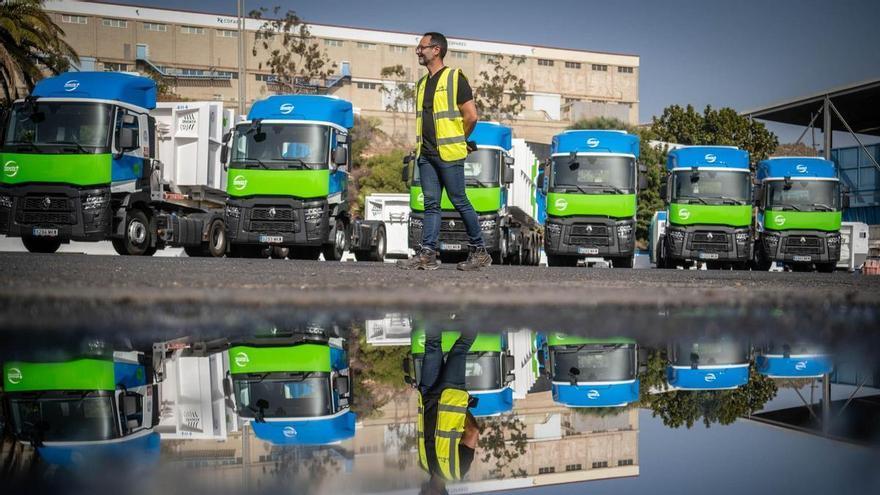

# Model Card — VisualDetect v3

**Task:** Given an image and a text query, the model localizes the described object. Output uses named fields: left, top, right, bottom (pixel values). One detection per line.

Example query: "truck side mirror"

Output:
left=118, top=128, right=137, bottom=151
left=502, top=354, right=515, bottom=385
left=402, top=153, right=415, bottom=183
left=541, top=164, right=550, bottom=193
left=335, top=375, right=350, bottom=397
left=753, top=186, right=763, bottom=207
left=659, top=178, right=668, bottom=201
left=220, top=145, right=229, bottom=167
left=638, top=173, right=648, bottom=190
left=402, top=357, right=414, bottom=385
left=222, top=375, right=233, bottom=398
left=503, top=165, right=514, bottom=184
left=333, top=146, right=348, bottom=166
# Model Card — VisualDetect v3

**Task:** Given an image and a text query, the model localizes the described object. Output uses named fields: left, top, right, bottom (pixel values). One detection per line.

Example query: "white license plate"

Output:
left=577, top=247, right=600, bottom=255
left=793, top=255, right=812, bottom=262
left=441, top=243, right=463, bottom=251
left=258, top=235, right=283, bottom=244
left=32, top=228, right=59, bottom=237
left=699, top=252, right=719, bottom=259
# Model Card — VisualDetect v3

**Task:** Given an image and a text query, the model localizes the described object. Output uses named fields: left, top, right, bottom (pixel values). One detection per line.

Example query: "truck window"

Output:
left=766, top=180, right=840, bottom=211
left=231, top=123, right=330, bottom=169
left=3, top=102, right=113, bottom=149
left=551, top=345, right=636, bottom=382
left=8, top=393, right=119, bottom=442
left=672, top=169, right=750, bottom=203
left=234, top=374, right=333, bottom=418
left=552, top=155, right=635, bottom=192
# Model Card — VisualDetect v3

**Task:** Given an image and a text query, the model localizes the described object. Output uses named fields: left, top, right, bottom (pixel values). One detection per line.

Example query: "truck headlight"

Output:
left=304, top=207, right=323, bottom=222
left=668, top=229, right=685, bottom=242
left=0, top=194, right=12, bottom=209
left=764, top=234, right=779, bottom=248
left=545, top=223, right=561, bottom=234
left=826, top=234, right=840, bottom=247
left=616, top=224, right=633, bottom=237
left=480, top=219, right=496, bottom=231
left=225, top=205, right=240, bottom=218
left=735, top=231, right=750, bottom=244
left=410, top=217, right=423, bottom=229
left=82, top=193, right=109, bottom=211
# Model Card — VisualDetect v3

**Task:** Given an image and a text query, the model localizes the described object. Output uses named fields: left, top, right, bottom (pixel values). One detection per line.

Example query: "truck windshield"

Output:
left=551, top=345, right=636, bottom=382
left=766, top=180, right=840, bottom=211
left=671, top=340, right=750, bottom=366
left=3, top=101, right=113, bottom=150
left=231, top=123, right=330, bottom=169
left=413, top=148, right=501, bottom=186
left=672, top=169, right=750, bottom=205
left=234, top=374, right=333, bottom=418
left=8, top=392, right=119, bottom=442
left=551, top=155, right=635, bottom=193
left=413, top=353, right=503, bottom=391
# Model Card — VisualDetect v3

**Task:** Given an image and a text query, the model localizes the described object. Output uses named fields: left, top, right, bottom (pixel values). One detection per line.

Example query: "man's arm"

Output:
left=459, top=99, right=477, bottom=139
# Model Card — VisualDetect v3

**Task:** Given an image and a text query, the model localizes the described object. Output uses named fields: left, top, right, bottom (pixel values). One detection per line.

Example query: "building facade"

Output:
left=46, top=0, right=640, bottom=143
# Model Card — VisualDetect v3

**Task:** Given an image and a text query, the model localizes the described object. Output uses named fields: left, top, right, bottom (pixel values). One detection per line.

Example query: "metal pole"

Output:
left=822, top=373, right=831, bottom=435
left=828, top=99, right=880, bottom=173
left=237, top=0, right=246, bottom=116
left=823, top=97, right=832, bottom=160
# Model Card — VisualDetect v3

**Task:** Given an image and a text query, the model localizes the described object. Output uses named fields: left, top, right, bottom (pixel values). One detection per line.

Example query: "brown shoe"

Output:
left=457, top=246, right=492, bottom=271
left=397, top=248, right=440, bottom=270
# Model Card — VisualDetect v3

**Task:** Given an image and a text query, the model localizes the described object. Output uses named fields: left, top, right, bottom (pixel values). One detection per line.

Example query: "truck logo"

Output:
left=587, top=389, right=600, bottom=400
left=706, top=232, right=713, bottom=240
left=6, top=367, right=22, bottom=385
left=586, top=138, right=600, bottom=148
left=41, top=197, right=52, bottom=209
left=704, top=154, right=717, bottom=164
left=774, top=215, right=786, bottom=226
left=282, top=426, right=297, bottom=438
left=704, top=373, right=717, bottom=383
left=449, top=220, right=456, bottom=229
left=418, top=193, right=424, bottom=204
left=795, top=361, right=808, bottom=371
left=233, top=175, right=248, bottom=190
left=234, top=352, right=249, bottom=368
left=4, top=160, right=18, bottom=177
left=64, top=80, right=80, bottom=91
left=800, top=237, right=806, bottom=244
left=678, top=208, right=690, bottom=220
left=554, top=198, right=568, bottom=211
left=279, top=103, right=295, bottom=115
left=796, top=164, right=808, bottom=173
left=268, top=207, right=276, bottom=218
left=585, top=225, right=593, bottom=233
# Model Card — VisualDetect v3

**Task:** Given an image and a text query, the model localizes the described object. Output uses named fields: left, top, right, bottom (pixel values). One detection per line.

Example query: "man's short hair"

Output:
left=423, top=32, right=448, bottom=59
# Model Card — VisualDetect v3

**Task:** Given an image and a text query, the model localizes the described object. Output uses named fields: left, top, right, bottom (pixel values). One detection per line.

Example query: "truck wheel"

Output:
left=322, top=220, right=347, bottom=261
left=369, top=226, right=386, bottom=262
left=118, top=209, right=153, bottom=256
left=656, top=239, right=672, bottom=269
left=22, top=236, right=62, bottom=254
left=206, top=219, right=227, bottom=257
left=612, top=256, right=634, bottom=268
left=271, top=246, right=289, bottom=259
left=751, top=242, right=772, bottom=271
left=815, top=262, right=836, bottom=273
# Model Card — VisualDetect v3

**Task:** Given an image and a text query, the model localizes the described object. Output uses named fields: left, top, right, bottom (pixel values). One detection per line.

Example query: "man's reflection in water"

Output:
left=416, top=328, right=480, bottom=495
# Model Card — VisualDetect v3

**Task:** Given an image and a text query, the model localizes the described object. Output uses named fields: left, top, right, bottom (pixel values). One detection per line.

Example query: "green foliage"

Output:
left=477, top=414, right=529, bottom=479
left=347, top=326, right=410, bottom=418
left=572, top=406, right=635, bottom=418
left=0, top=0, right=79, bottom=103
left=379, top=65, right=415, bottom=138
left=357, top=149, right=408, bottom=207
left=474, top=55, right=527, bottom=122
left=651, top=104, right=779, bottom=165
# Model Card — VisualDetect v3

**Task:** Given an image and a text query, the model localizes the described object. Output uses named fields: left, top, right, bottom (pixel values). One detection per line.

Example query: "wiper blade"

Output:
left=708, top=196, right=746, bottom=205
left=282, top=158, right=309, bottom=169
left=591, top=182, right=626, bottom=194
left=465, top=178, right=493, bottom=188
left=47, top=140, right=89, bottom=154
left=558, top=184, right=589, bottom=194
left=677, top=195, right=708, bottom=205
left=809, top=203, right=834, bottom=211
left=772, top=203, right=802, bottom=212
left=11, top=143, right=42, bottom=153
left=243, top=158, right=268, bottom=169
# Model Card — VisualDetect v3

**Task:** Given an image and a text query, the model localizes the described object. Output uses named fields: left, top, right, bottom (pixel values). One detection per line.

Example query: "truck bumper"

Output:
left=408, top=211, right=499, bottom=253
left=225, top=197, right=329, bottom=247
left=665, top=224, right=752, bottom=263
left=0, top=184, right=111, bottom=242
left=761, top=230, right=840, bottom=264
left=543, top=216, right=635, bottom=258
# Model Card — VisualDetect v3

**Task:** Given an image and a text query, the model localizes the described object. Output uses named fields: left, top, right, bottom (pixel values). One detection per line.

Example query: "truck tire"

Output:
left=815, top=262, right=836, bottom=273
left=547, top=255, right=577, bottom=267
left=656, top=239, right=671, bottom=269
left=116, top=209, right=154, bottom=256
left=271, top=246, right=289, bottom=259
left=751, top=242, right=772, bottom=271
left=322, top=219, right=347, bottom=261
left=22, top=236, right=62, bottom=254
left=612, top=256, right=634, bottom=268
left=369, top=226, right=387, bottom=262
left=206, top=219, right=227, bottom=257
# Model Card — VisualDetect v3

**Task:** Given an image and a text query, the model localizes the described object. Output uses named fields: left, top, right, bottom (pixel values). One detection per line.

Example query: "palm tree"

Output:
left=0, top=0, right=79, bottom=104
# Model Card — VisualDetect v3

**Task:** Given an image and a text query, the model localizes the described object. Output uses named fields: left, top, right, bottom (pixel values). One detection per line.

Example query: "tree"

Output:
left=651, top=104, right=779, bottom=166
left=346, top=116, right=408, bottom=217
left=250, top=6, right=335, bottom=94
left=0, top=0, right=79, bottom=104
left=474, top=55, right=527, bottom=123
left=379, top=65, right=414, bottom=139
left=347, top=325, right=411, bottom=418
left=477, top=414, right=529, bottom=479
left=357, top=150, right=408, bottom=209
left=772, top=142, right=819, bottom=157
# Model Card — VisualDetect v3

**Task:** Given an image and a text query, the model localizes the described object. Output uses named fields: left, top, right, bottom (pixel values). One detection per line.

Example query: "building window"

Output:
left=217, top=29, right=238, bottom=38
left=564, top=61, right=581, bottom=69
left=537, top=59, right=554, bottom=67
left=480, top=54, right=499, bottom=63
left=103, top=62, right=128, bottom=72
left=538, top=467, right=556, bottom=475
left=389, top=45, right=408, bottom=53
left=144, top=22, right=167, bottom=32
left=357, top=42, right=376, bottom=50
left=618, top=66, right=634, bottom=74
left=591, top=461, right=609, bottom=469
left=591, top=64, right=608, bottom=71
left=324, top=39, right=343, bottom=47
left=565, top=464, right=582, bottom=472
left=564, top=97, right=580, bottom=104
left=102, top=18, right=127, bottom=28
left=255, top=74, right=277, bottom=82
left=618, top=459, right=634, bottom=466
left=356, top=82, right=378, bottom=90
left=61, top=15, right=88, bottom=24
left=214, top=71, right=238, bottom=79
left=450, top=51, right=468, bottom=60
left=181, top=26, right=205, bottom=35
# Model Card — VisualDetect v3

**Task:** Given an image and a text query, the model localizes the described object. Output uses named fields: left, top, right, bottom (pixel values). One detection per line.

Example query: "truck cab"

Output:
left=405, top=330, right=516, bottom=417
left=755, top=343, right=833, bottom=379
left=659, top=146, right=753, bottom=269
left=2, top=350, right=160, bottom=467
left=227, top=332, right=356, bottom=445
left=542, top=130, right=642, bottom=267
left=666, top=337, right=751, bottom=390
left=543, top=333, right=639, bottom=408
left=754, top=157, right=844, bottom=272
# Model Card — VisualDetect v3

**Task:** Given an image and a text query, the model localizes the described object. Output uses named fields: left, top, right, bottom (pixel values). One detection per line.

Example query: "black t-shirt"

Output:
left=420, top=68, right=473, bottom=157
left=422, top=392, right=475, bottom=478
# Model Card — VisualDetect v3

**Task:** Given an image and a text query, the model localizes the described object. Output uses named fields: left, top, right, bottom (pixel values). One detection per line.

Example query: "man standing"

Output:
left=415, top=328, right=480, bottom=495
left=398, top=32, right=492, bottom=271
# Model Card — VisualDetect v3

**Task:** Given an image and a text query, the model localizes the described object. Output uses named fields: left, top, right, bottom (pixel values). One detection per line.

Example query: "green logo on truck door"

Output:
left=764, top=210, right=841, bottom=232
left=0, top=153, right=111, bottom=186
left=668, top=203, right=751, bottom=227
left=409, top=186, right=501, bottom=214
left=546, top=192, right=636, bottom=218
left=226, top=168, right=330, bottom=199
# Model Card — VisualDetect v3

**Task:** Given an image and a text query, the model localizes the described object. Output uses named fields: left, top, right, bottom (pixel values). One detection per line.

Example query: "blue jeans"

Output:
left=419, top=326, right=475, bottom=395
left=418, top=154, right=484, bottom=251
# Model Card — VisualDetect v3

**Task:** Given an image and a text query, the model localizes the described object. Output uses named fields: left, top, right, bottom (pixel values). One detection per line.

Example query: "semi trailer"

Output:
left=221, top=95, right=385, bottom=260
left=666, top=337, right=751, bottom=390
left=541, top=130, right=644, bottom=267
left=403, top=122, right=543, bottom=264
left=0, top=72, right=228, bottom=256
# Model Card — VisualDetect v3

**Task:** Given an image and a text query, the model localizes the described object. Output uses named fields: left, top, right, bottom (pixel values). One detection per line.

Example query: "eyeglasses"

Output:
left=415, top=44, right=438, bottom=52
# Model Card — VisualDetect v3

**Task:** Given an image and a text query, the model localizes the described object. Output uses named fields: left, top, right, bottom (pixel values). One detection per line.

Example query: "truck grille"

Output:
left=19, top=194, right=76, bottom=225
left=440, top=219, right=467, bottom=232
left=689, top=231, right=729, bottom=253
left=692, top=231, right=728, bottom=243
left=570, top=224, right=609, bottom=236
left=251, top=207, right=295, bottom=221
left=783, top=236, right=822, bottom=255
left=249, top=221, right=296, bottom=232
left=569, top=236, right=610, bottom=247
left=20, top=211, right=74, bottom=224
left=23, top=196, right=72, bottom=211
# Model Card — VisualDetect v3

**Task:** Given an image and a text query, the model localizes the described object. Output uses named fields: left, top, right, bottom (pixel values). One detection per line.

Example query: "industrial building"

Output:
left=44, top=0, right=640, bottom=143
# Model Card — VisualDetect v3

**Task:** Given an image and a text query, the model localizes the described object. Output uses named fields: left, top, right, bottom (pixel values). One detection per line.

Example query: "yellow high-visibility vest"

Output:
left=417, top=387, right=470, bottom=480
left=415, top=67, right=468, bottom=162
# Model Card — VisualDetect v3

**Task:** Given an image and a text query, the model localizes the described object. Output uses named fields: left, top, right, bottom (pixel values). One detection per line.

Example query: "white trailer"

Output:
left=838, top=222, right=870, bottom=271
left=364, top=193, right=410, bottom=259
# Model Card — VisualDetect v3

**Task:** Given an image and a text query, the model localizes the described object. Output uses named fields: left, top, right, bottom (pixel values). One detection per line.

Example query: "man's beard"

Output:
left=418, top=55, right=427, bottom=66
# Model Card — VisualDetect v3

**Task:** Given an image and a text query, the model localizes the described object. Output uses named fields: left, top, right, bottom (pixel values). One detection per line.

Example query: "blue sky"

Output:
left=119, top=0, right=880, bottom=143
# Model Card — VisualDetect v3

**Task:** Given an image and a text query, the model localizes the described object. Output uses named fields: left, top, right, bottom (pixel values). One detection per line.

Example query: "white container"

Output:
left=838, top=222, right=870, bottom=271
left=152, top=102, right=234, bottom=192
left=509, top=139, right=541, bottom=220
left=157, top=349, right=234, bottom=440
left=364, top=193, right=411, bottom=259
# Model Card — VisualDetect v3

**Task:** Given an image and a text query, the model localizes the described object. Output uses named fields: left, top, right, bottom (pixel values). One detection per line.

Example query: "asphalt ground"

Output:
left=0, top=252, right=878, bottom=348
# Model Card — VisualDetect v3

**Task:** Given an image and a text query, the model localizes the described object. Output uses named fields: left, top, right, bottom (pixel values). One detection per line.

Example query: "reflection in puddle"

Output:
left=2, top=315, right=878, bottom=494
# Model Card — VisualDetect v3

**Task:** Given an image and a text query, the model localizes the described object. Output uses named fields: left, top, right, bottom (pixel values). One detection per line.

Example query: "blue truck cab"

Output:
left=667, top=337, right=751, bottom=390
left=755, top=343, right=833, bottom=378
